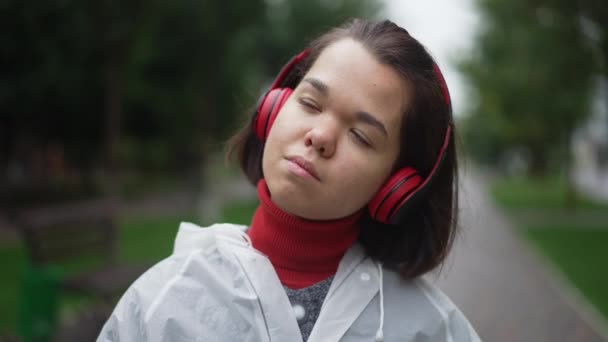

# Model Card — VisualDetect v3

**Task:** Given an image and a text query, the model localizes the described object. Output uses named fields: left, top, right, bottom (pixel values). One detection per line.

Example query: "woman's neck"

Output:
left=247, top=179, right=361, bottom=289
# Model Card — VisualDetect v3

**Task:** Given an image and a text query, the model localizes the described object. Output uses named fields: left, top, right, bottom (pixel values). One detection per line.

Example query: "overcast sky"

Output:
left=382, top=0, right=481, bottom=116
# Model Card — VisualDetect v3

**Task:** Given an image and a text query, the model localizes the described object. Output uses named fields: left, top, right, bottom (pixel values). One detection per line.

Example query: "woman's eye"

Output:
left=298, top=98, right=319, bottom=111
left=351, top=130, right=371, bottom=147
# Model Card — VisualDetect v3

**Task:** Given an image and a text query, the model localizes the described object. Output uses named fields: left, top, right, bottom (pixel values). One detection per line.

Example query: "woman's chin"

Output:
left=288, top=205, right=359, bottom=221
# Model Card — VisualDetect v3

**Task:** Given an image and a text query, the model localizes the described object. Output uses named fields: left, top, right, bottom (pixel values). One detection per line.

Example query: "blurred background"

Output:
left=1, top=0, right=607, bottom=341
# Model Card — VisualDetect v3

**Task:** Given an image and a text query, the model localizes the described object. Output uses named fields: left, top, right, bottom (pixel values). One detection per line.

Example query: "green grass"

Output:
left=117, top=215, right=194, bottom=263
left=220, top=199, right=258, bottom=225
left=0, top=198, right=259, bottom=335
left=522, top=227, right=608, bottom=320
left=490, top=176, right=608, bottom=322
left=491, top=176, right=608, bottom=210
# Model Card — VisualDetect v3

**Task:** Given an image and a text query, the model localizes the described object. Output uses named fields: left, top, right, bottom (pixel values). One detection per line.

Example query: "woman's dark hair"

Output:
left=225, top=18, right=458, bottom=280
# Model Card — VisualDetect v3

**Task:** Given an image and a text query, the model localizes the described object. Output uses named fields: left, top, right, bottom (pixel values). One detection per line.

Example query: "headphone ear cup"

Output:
left=368, top=167, right=423, bottom=225
left=253, top=88, right=293, bottom=141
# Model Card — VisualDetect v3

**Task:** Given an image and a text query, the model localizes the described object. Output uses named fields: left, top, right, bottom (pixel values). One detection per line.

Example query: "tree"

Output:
left=460, top=0, right=598, bottom=175
left=1, top=0, right=382, bottom=204
left=537, top=0, right=607, bottom=75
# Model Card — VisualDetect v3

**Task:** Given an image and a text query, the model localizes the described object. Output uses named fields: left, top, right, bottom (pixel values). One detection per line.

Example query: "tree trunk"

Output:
left=103, top=50, right=123, bottom=196
left=528, top=145, right=548, bottom=177
left=563, top=142, right=579, bottom=209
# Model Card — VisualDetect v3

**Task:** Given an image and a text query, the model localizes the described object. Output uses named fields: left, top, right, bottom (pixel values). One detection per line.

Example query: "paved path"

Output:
left=433, top=169, right=608, bottom=341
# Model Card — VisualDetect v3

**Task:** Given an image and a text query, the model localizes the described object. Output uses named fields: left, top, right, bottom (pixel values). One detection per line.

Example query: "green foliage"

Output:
left=1, top=1, right=106, bottom=165
left=122, top=0, right=268, bottom=159
left=491, top=176, right=608, bottom=209
left=257, top=0, right=382, bottom=78
left=460, top=0, right=603, bottom=174
left=0, top=244, right=27, bottom=333
left=1, top=0, right=382, bottom=186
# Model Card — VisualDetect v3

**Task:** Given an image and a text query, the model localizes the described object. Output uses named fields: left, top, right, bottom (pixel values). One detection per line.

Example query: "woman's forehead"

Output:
left=299, top=39, right=411, bottom=130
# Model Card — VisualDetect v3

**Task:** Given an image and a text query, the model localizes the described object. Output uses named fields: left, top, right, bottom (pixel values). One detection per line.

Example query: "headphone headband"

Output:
left=432, top=63, right=452, bottom=111
left=269, top=49, right=309, bottom=90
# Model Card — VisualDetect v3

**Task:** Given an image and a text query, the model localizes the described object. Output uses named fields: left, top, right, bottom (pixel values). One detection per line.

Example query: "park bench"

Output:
left=14, top=198, right=150, bottom=340
left=16, top=198, right=148, bottom=302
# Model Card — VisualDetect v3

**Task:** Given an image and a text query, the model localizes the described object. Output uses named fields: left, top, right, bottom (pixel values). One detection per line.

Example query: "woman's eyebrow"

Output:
left=356, top=111, right=388, bottom=138
left=302, top=77, right=329, bottom=97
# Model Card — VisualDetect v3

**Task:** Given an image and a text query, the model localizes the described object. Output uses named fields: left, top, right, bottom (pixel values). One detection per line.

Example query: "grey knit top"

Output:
left=283, top=276, right=334, bottom=341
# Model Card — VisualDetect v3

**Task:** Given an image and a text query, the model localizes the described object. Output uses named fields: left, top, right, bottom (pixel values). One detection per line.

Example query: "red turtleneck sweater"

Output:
left=247, top=179, right=362, bottom=289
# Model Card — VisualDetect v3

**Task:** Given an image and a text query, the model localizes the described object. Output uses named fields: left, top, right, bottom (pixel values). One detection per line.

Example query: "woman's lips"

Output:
left=286, top=156, right=321, bottom=181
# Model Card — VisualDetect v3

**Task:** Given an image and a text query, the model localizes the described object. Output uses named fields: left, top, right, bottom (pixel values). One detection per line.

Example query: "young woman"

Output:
left=98, top=19, right=481, bottom=342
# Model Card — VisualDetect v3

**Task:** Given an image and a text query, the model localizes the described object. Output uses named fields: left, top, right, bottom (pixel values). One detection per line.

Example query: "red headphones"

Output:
left=253, top=49, right=452, bottom=225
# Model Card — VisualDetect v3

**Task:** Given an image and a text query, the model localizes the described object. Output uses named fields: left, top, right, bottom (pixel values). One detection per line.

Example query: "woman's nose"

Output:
left=304, top=125, right=337, bottom=158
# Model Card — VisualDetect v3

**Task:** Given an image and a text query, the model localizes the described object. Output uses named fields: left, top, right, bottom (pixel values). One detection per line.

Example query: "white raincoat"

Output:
left=98, top=222, right=481, bottom=342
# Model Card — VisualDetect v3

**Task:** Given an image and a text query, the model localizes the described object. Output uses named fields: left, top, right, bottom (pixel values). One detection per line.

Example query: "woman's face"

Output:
left=262, top=38, right=411, bottom=220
